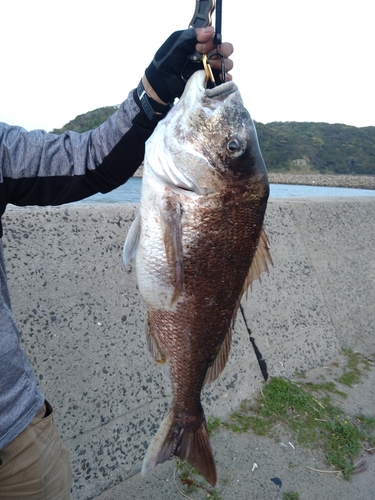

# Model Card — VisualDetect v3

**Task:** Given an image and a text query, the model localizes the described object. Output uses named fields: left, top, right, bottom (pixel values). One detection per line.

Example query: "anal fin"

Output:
left=146, top=313, right=170, bottom=379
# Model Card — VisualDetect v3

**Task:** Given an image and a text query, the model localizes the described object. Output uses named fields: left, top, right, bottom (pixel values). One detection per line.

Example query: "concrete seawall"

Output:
left=3, top=197, right=374, bottom=499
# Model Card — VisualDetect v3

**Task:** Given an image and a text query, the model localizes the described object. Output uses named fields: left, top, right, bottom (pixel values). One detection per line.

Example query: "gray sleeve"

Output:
left=0, top=88, right=170, bottom=238
left=0, top=91, right=140, bottom=182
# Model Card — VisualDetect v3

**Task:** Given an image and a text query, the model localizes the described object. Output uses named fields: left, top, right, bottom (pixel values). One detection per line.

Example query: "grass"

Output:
left=207, top=416, right=222, bottom=435
left=283, top=493, right=300, bottom=500
left=175, top=459, right=225, bottom=499
left=174, top=350, right=374, bottom=495
left=173, top=417, right=226, bottom=499
left=336, top=349, right=372, bottom=387
left=224, top=373, right=374, bottom=479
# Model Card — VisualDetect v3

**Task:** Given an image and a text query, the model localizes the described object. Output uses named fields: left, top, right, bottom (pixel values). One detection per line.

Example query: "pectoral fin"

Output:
left=123, top=211, right=141, bottom=267
left=242, top=228, right=273, bottom=297
left=159, top=200, right=184, bottom=304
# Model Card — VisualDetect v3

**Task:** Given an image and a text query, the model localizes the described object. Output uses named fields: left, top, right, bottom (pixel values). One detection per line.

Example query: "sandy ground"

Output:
left=95, top=348, right=375, bottom=500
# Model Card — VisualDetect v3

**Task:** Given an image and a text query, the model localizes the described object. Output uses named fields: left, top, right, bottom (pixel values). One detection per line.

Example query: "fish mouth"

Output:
left=205, top=81, right=238, bottom=99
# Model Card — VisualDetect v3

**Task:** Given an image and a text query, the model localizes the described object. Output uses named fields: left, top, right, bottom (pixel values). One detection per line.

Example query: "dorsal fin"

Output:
left=242, top=227, right=273, bottom=298
left=204, top=327, right=232, bottom=385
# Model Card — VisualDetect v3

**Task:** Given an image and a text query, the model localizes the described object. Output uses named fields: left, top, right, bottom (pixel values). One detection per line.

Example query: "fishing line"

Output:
left=239, top=303, right=268, bottom=381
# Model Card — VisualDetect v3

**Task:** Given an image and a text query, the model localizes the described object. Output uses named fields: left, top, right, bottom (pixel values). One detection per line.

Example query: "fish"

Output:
left=123, top=70, right=272, bottom=486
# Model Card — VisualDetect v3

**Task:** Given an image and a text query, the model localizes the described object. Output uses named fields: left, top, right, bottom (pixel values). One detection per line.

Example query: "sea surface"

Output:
left=73, top=177, right=375, bottom=204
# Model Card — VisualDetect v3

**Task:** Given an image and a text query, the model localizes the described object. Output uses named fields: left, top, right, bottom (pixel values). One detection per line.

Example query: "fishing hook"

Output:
left=202, top=54, right=216, bottom=84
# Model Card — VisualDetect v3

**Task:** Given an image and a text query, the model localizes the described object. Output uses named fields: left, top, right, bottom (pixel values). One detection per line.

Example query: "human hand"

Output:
left=195, top=26, right=234, bottom=82
left=144, top=27, right=234, bottom=105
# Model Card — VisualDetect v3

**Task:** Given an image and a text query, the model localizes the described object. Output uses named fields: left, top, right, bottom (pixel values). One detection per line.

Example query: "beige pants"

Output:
left=0, top=401, right=72, bottom=500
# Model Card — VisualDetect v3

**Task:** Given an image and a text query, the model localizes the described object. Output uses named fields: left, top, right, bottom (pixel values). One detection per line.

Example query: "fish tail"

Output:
left=142, top=408, right=217, bottom=486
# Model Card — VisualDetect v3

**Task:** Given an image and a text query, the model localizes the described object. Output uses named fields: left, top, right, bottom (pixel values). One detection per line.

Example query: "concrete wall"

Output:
left=2, top=197, right=374, bottom=499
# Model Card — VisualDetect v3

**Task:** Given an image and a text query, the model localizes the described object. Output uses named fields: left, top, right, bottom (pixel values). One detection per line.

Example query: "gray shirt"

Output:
left=0, top=89, right=161, bottom=449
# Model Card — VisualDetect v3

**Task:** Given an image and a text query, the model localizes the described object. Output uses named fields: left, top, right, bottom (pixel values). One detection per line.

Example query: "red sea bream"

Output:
left=123, top=70, right=271, bottom=485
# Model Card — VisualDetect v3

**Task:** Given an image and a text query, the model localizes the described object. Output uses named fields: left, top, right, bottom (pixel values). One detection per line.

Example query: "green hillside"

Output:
left=50, top=106, right=119, bottom=134
left=256, top=121, right=375, bottom=175
left=51, top=107, right=375, bottom=175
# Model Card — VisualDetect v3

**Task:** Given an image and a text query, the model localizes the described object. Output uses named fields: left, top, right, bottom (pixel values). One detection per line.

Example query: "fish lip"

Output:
left=205, top=81, right=238, bottom=99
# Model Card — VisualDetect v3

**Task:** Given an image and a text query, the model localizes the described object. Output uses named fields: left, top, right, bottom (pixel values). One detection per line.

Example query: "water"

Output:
left=73, top=177, right=375, bottom=204
left=269, top=183, right=375, bottom=198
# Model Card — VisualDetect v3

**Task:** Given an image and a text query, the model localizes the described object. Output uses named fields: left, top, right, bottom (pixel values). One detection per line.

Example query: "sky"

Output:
left=1, top=0, right=374, bottom=131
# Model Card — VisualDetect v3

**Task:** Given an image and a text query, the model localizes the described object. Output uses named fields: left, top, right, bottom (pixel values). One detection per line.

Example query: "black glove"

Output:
left=145, top=29, right=204, bottom=104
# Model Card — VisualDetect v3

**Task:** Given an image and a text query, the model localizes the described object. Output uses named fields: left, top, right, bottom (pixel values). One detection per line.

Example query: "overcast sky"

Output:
left=1, top=0, right=374, bottom=131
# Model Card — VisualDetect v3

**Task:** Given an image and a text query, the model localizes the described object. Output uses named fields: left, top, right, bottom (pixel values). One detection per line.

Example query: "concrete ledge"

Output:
left=3, top=197, right=374, bottom=499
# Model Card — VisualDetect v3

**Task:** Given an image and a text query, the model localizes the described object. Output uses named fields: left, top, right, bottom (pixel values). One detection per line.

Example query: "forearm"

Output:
left=0, top=90, right=156, bottom=208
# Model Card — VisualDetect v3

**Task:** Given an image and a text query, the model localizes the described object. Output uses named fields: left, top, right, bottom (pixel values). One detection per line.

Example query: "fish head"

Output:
left=145, top=70, right=268, bottom=199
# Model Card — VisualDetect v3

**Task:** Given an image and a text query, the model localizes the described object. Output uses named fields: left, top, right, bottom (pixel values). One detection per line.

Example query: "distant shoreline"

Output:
left=268, top=173, right=375, bottom=190
left=134, top=166, right=374, bottom=190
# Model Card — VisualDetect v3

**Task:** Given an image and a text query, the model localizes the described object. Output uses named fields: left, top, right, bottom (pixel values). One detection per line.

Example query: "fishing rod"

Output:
left=239, top=303, right=269, bottom=381
left=188, top=0, right=226, bottom=84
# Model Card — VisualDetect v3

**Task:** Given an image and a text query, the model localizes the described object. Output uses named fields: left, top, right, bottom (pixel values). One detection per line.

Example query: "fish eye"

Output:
left=226, top=136, right=246, bottom=158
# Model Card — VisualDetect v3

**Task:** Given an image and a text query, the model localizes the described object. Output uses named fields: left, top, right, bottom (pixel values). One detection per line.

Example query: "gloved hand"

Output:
left=145, top=27, right=234, bottom=104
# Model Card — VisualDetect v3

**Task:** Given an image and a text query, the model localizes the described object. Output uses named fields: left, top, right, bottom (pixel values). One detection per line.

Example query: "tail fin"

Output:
left=141, top=409, right=217, bottom=486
